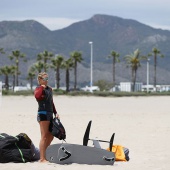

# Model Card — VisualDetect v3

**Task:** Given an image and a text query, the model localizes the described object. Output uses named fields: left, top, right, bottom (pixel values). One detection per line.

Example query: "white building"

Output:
left=159, top=85, right=170, bottom=92
left=142, top=85, right=155, bottom=92
left=0, top=81, right=2, bottom=109
left=120, top=82, right=143, bottom=92
left=142, top=85, right=170, bottom=92
left=81, top=86, right=99, bottom=92
left=0, top=81, right=2, bottom=95
left=109, top=85, right=120, bottom=92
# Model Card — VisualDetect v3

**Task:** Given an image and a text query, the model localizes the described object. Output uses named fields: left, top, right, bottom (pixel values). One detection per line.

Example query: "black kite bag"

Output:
left=50, top=118, right=66, bottom=140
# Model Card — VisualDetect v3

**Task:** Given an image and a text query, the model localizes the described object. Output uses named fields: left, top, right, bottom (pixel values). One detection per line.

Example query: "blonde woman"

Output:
left=34, top=72, right=59, bottom=163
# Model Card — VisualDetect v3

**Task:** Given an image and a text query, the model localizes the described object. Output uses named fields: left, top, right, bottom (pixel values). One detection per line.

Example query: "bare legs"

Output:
left=39, top=121, right=54, bottom=163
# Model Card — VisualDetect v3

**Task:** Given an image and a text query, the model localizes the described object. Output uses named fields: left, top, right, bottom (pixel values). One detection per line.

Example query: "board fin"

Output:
left=83, top=120, right=92, bottom=146
left=83, top=121, right=115, bottom=151
left=109, top=133, right=115, bottom=152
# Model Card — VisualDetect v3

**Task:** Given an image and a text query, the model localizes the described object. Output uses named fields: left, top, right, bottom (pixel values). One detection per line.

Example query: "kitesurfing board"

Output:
left=46, top=143, right=115, bottom=165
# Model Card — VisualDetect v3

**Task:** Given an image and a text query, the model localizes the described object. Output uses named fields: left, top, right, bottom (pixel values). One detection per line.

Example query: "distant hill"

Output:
left=0, top=14, right=170, bottom=86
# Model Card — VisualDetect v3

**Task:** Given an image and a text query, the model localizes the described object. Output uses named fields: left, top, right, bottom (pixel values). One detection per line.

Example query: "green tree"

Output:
left=37, top=50, right=53, bottom=72
left=51, top=55, right=64, bottom=89
left=11, top=66, right=17, bottom=91
left=70, top=51, right=83, bottom=90
left=62, top=58, right=74, bottom=92
left=27, top=66, right=36, bottom=90
left=149, top=47, right=164, bottom=88
left=124, top=49, right=147, bottom=92
left=94, top=80, right=113, bottom=91
left=33, top=61, right=44, bottom=73
left=108, top=50, right=120, bottom=87
left=9, top=50, right=26, bottom=86
left=0, top=48, right=5, bottom=54
left=0, top=48, right=5, bottom=64
left=0, top=65, right=15, bottom=90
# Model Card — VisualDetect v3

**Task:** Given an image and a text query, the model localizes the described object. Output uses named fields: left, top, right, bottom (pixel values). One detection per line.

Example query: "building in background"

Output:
left=0, top=81, right=2, bottom=110
left=0, top=81, right=2, bottom=95
left=120, top=82, right=143, bottom=92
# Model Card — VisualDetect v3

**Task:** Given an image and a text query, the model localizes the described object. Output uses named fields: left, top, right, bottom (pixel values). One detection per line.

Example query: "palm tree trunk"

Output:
left=154, top=55, right=157, bottom=89
left=13, top=75, right=15, bottom=91
left=38, top=68, right=41, bottom=73
left=5, top=75, right=9, bottom=91
left=113, top=57, right=115, bottom=87
left=131, top=69, right=135, bottom=92
left=133, top=69, right=137, bottom=92
left=66, top=69, right=69, bottom=92
left=74, top=62, right=77, bottom=90
left=16, top=61, right=19, bottom=86
left=57, top=67, right=60, bottom=89
left=44, top=58, right=47, bottom=72
left=30, top=78, right=33, bottom=90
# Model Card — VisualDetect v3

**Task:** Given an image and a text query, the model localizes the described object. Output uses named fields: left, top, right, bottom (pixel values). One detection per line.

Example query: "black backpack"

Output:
left=50, top=118, right=66, bottom=140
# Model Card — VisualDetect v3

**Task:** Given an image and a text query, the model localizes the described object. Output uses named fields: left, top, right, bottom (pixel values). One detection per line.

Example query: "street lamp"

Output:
left=55, top=54, right=58, bottom=89
left=147, top=58, right=150, bottom=93
left=89, top=41, right=93, bottom=92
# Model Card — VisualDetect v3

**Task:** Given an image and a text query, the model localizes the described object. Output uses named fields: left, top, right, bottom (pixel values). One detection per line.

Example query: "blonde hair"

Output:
left=37, top=72, right=48, bottom=83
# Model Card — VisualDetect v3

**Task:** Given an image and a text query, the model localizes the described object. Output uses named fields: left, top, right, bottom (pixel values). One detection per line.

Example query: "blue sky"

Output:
left=0, top=0, right=170, bottom=31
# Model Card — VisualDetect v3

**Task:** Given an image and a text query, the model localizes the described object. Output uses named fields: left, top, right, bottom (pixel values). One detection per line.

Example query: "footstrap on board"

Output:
left=59, top=146, right=71, bottom=161
left=103, top=156, right=115, bottom=162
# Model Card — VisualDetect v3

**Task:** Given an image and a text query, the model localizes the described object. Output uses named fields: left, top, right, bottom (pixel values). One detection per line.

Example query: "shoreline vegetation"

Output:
left=2, top=89, right=170, bottom=97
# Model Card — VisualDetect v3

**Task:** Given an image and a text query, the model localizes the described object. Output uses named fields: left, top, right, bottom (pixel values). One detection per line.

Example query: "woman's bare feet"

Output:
left=39, top=159, right=49, bottom=163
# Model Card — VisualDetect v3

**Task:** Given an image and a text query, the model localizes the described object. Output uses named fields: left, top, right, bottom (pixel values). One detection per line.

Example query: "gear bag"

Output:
left=50, top=118, right=66, bottom=140
left=0, top=133, right=33, bottom=163
left=107, top=145, right=130, bottom=161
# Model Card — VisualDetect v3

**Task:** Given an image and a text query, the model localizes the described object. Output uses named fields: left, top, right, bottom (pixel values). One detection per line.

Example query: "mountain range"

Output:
left=0, top=14, right=170, bottom=86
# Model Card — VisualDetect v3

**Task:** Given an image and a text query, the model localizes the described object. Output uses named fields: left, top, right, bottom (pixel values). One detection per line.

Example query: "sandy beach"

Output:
left=0, top=95, right=170, bottom=170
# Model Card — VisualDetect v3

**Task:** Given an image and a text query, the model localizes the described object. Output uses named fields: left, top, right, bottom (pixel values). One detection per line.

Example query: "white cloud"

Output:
left=34, top=17, right=81, bottom=30
left=0, top=16, right=81, bottom=30
left=148, top=23, right=170, bottom=31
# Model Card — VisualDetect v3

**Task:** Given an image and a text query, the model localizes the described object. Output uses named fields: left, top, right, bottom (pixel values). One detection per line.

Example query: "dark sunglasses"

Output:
left=41, top=77, right=48, bottom=81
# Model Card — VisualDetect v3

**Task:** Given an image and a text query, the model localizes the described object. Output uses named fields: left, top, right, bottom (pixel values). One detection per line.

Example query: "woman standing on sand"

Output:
left=34, top=72, right=59, bottom=163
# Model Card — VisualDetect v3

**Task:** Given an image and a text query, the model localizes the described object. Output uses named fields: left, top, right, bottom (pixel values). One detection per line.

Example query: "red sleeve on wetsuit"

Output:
left=34, top=86, right=45, bottom=100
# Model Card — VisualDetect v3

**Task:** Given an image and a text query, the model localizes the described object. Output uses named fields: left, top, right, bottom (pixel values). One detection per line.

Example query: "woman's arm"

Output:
left=34, top=86, right=45, bottom=100
left=53, top=101, right=60, bottom=119
left=53, top=101, right=57, bottom=115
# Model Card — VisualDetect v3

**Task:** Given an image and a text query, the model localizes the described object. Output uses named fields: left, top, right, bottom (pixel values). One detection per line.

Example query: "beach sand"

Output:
left=0, top=95, right=170, bottom=170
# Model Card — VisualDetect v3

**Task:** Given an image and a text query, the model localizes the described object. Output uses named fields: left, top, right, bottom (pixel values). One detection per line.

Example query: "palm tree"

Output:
left=149, top=47, right=164, bottom=88
left=51, top=55, right=64, bottom=89
left=124, top=49, right=147, bottom=92
left=8, top=50, right=26, bottom=86
left=33, top=61, right=44, bottom=73
left=0, top=48, right=5, bottom=63
left=62, top=58, right=74, bottom=92
left=0, top=48, right=5, bottom=54
left=27, top=66, right=36, bottom=90
left=0, top=65, right=15, bottom=90
left=108, top=50, right=120, bottom=87
left=70, top=51, right=83, bottom=90
left=37, top=50, right=53, bottom=72
left=11, top=66, right=16, bottom=91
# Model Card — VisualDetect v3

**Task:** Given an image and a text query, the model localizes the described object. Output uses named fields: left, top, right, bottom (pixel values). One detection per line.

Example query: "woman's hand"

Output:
left=41, top=85, right=46, bottom=88
left=55, top=113, right=60, bottom=119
